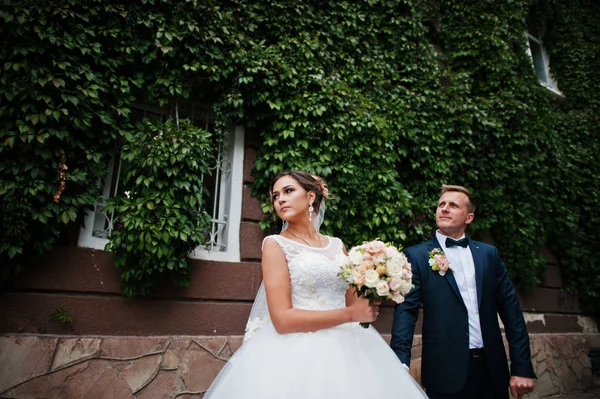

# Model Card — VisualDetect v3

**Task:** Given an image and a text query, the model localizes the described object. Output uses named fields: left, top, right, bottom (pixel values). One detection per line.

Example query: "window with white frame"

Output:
left=78, top=99, right=245, bottom=262
left=526, top=33, right=560, bottom=93
left=525, top=9, right=561, bottom=95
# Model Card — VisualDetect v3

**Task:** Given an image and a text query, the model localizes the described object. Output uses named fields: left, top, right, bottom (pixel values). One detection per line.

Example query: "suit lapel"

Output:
left=428, top=238, right=466, bottom=308
left=469, top=240, right=484, bottom=309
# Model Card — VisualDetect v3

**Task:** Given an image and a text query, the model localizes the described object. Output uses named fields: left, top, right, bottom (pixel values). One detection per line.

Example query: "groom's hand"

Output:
left=510, top=376, right=535, bottom=398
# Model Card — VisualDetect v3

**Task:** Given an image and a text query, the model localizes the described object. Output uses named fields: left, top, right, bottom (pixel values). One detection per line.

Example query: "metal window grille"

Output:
left=90, top=99, right=232, bottom=252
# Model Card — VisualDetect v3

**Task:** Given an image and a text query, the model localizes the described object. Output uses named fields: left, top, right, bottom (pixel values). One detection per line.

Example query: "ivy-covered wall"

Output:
left=1, top=1, right=598, bottom=313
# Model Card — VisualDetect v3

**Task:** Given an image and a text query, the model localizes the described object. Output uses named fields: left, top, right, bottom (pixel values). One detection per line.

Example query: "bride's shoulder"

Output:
left=321, top=234, right=344, bottom=247
left=261, top=235, right=284, bottom=250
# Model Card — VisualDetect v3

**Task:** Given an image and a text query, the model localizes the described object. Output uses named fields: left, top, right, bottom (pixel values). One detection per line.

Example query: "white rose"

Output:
left=345, top=272, right=355, bottom=284
left=336, top=253, right=349, bottom=266
left=387, top=258, right=403, bottom=276
left=349, top=248, right=363, bottom=265
left=376, top=280, right=390, bottom=296
left=398, top=279, right=413, bottom=295
left=364, top=269, right=380, bottom=288
left=384, top=246, right=399, bottom=258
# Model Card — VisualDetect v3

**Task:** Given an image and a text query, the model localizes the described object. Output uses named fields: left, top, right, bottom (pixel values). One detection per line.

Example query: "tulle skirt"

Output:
left=205, top=322, right=428, bottom=399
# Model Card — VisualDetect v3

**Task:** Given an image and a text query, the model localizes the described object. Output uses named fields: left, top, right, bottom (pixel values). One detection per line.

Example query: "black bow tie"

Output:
left=446, top=237, right=469, bottom=248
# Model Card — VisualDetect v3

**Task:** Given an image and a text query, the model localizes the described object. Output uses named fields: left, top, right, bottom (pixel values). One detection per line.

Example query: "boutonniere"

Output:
left=428, top=248, right=453, bottom=276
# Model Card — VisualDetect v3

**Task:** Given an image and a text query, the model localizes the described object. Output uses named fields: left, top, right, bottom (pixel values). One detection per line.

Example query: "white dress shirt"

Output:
left=436, top=231, right=484, bottom=349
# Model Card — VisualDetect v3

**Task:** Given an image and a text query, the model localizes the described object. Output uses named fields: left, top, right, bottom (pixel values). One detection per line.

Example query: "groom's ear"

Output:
left=465, top=212, right=475, bottom=225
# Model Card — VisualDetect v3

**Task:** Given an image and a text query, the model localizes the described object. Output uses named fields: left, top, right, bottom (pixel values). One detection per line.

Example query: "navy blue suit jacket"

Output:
left=391, top=237, right=535, bottom=395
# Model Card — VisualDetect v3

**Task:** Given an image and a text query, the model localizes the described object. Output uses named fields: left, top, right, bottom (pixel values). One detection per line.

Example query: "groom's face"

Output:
left=436, top=191, right=474, bottom=237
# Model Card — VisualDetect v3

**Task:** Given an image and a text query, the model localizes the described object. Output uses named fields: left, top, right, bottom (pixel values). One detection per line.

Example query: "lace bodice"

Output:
left=266, top=235, right=349, bottom=311
left=244, top=235, right=351, bottom=341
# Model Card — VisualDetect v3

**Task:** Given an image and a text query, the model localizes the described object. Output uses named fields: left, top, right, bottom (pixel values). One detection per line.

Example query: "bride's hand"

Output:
left=349, top=297, right=380, bottom=323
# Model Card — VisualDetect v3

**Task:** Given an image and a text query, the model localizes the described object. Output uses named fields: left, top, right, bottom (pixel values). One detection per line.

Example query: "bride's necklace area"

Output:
left=287, top=228, right=322, bottom=248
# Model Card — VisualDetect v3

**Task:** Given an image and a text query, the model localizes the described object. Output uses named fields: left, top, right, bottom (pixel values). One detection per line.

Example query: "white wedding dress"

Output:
left=204, top=235, right=428, bottom=399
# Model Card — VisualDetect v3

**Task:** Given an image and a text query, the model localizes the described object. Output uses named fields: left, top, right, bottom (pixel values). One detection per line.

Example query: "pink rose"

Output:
left=435, top=254, right=450, bottom=272
left=389, top=276, right=402, bottom=291
left=391, top=291, right=405, bottom=304
left=352, top=269, right=365, bottom=287
left=364, top=240, right=386, bottom=255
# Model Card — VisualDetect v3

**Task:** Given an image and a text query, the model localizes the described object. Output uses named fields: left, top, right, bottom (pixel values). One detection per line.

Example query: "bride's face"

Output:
left=271, top=176, right=315, bottom=222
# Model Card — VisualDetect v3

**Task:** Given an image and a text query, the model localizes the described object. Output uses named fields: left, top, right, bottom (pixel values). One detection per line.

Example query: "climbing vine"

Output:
left=1, top=0, right=598, bottom=312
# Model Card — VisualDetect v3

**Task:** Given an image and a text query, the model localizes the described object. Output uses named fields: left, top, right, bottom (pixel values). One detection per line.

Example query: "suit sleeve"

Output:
left=390, top=247, right=422, bottom=367
left=493, top=247, right=536, bottom=378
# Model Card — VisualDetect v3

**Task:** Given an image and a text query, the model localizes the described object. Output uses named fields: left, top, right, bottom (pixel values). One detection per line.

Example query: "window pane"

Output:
left=528, top=37, right=549, bottom=84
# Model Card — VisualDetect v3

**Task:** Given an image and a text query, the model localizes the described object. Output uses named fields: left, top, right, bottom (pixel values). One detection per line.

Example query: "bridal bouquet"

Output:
left=338, top=239, right=413, bottom=328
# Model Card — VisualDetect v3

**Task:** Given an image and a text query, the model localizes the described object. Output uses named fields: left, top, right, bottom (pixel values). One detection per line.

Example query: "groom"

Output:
left=391, top=185, right=536, bottom=399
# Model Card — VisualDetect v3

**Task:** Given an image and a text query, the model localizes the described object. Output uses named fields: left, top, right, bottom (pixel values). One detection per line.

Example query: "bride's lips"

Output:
left=280, top=206, right=290, bottom=212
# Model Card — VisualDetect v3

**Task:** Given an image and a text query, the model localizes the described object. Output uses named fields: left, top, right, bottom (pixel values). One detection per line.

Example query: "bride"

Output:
left=205, top=171, right=427, bottom=399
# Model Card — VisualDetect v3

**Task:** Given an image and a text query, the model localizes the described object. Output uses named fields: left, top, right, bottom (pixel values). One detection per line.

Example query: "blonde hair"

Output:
left=441, top=184, right=476, bottom=213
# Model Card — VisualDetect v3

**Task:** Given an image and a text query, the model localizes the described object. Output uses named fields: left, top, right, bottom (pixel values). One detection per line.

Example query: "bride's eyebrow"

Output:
left=273, top=185, right=294, bottom=194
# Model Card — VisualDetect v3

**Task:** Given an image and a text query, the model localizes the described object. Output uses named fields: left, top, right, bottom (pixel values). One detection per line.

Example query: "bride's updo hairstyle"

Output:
left=269, top=171, right=330, bottom=213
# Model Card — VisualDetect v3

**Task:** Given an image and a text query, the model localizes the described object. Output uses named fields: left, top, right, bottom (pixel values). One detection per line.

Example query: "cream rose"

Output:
left=364, top=269, right=380, bottom=288
left=376, top=280, right=390, bottom=296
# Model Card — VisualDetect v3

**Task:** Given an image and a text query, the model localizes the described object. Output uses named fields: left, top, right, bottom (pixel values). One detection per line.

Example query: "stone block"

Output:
left=51, top=338, right=101, bottom=370
left=179, top=346, right=226, bottom=392
left=100, top=337, right=168, bottom=359
left=161, top=350, right=180, bottom=370
left=242, top=185, right=264, bottom=221
left=0, top=336, right=57, bottom=392
left=137, top=370, right=181, bottom=399
left=239, top=221, right=264, bottom=260
left=119, top=354, right=162, bottom=393
left=193, top=337, right=228, bottom=357
left=244, top=147, right=257, bottom=183
left=81, top=366, right=134, bottom=399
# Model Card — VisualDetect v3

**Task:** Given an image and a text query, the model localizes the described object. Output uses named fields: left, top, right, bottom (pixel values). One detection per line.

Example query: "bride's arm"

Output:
left=341, top=242, right=359, bottom=307
left=262, top=238, right=376, bottom=334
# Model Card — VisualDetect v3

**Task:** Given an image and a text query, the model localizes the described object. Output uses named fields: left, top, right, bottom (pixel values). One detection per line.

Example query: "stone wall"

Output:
left=1, top=332, right=599, bottom=398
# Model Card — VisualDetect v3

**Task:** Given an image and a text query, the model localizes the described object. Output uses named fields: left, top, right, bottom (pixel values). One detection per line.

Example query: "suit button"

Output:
left=465, top=333, right=468, bottom=337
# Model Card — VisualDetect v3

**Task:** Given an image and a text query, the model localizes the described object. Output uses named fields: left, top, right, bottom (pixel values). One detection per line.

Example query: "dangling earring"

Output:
left=309, top=203, right=314, bottom=221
